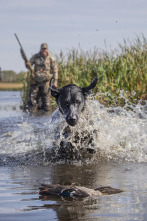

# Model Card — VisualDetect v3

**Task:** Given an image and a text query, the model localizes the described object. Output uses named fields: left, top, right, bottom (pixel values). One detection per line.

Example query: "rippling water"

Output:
left=0, top=91, right=147, bottom=221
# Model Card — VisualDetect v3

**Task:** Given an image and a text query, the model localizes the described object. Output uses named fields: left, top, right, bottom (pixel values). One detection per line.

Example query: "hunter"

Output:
left=25, top=43, right=58, bottom=112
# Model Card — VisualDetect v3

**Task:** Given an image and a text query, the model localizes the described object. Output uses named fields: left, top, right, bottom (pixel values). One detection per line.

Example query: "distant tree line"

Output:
left=0, top=69, right=27, bottom=83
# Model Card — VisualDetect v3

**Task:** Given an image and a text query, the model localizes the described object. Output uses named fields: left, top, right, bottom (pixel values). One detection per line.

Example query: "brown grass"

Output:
left=0, top=82, right=23, bottom=90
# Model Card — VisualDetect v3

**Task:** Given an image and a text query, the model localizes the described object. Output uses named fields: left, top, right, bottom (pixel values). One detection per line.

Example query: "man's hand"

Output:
left=54, top=82, right=58, bottom=87
left=25, top=61, right=31, bottom=69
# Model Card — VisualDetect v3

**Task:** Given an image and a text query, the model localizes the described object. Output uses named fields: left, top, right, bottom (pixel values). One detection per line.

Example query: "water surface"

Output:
left=0, top=91, right=147, bottom=221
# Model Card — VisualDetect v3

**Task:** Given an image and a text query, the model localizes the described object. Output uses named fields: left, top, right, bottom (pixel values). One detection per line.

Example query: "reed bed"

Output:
left=23, top=36, right=147, bottom=108
left=56, top=36, right=147, bottom=106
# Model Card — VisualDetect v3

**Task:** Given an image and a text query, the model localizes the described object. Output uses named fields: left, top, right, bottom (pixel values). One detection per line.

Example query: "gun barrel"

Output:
left=14, top=33, right=23, bottom=49
left=15, top=33, right=34, bottom=76
left=14, top=33, right=29, bottom=61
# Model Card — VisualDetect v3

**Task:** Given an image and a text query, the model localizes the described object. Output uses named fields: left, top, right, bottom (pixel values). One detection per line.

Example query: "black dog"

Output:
left=49, top=78, right=98, bottom=126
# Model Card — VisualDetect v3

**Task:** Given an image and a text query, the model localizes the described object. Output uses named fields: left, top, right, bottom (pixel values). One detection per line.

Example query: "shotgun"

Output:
left=15, top=33, right=34, bottom=77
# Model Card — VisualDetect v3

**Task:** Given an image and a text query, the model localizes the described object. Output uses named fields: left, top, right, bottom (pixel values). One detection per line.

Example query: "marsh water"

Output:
left=0, top=91, right=147, bottom=221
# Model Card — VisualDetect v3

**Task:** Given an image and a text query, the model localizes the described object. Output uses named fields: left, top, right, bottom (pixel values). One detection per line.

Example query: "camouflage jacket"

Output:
left=30, top=52, right=58, bottom=83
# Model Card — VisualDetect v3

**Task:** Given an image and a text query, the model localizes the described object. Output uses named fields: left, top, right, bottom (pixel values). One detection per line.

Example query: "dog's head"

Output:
left=50, top=78, right=98, bottom=126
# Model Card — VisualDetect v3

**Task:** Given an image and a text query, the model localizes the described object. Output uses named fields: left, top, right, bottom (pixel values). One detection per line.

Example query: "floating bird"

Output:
left=38, top=184, right=123, bottom=197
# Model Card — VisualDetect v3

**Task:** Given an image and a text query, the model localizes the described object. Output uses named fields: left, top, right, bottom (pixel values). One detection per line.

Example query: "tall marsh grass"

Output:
left=56, top=36, right=147, bottom=106
left=23, top=36, right=147, bottom=108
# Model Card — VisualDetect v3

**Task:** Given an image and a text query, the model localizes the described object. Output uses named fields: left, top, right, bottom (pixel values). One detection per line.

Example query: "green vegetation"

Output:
left=1, top=36, right=147, bottom=107
left=0, top=70, right=27, bottom=91
left=0, top=70, right=27, bottom=83
left=56, top=35, right=147, bottom=106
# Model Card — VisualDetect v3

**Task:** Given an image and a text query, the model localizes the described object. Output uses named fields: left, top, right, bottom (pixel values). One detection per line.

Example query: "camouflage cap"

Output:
left=40, top=43, right=48, bottom=49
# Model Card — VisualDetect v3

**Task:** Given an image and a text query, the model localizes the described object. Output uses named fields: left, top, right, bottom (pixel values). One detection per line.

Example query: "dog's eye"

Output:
left=75, top=100, right=81, bottom=105
left=64, top=102, right=70, bottom=108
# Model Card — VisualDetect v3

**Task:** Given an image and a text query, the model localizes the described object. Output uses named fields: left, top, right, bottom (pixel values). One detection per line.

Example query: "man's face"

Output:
left=41, top=48, right=48, bottom=57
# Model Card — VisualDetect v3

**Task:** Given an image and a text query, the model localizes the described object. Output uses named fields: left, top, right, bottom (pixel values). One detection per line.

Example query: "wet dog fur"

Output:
left=50, top=78, right=98, bottom=126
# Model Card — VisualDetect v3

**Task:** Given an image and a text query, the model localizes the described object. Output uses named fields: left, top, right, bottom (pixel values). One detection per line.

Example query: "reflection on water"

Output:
left=0, top=162, right=147, bottom=221
left=0, top=91, right=147, bottom=221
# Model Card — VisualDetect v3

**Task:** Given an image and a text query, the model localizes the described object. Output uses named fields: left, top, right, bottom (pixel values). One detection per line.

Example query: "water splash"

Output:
left=50, top=99, right=147, bottom=163
left=0, top=96, right=146, bottom=165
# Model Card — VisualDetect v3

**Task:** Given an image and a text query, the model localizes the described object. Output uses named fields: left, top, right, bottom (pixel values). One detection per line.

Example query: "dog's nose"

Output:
left=67, top=115, right=78, bottom=126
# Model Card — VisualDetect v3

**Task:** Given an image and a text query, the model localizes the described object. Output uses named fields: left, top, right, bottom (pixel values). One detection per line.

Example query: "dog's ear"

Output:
left=49, top=78, right=60, bottom=98
left=82, top=78, right=98, bottom=95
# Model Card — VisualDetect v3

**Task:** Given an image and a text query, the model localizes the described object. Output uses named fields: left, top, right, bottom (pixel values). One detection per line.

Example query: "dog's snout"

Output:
left=67, top=115, right=78, bottom=126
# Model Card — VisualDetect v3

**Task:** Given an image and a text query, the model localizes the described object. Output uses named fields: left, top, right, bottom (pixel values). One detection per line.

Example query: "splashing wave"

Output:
left=0, top=99, right=146, bottom=165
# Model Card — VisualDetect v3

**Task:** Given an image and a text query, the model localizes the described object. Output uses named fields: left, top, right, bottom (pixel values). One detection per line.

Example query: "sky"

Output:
left=0, top=0, right=147, bottom=73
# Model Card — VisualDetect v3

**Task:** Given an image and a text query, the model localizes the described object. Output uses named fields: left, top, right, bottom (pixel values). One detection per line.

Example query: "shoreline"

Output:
left=0, top=82, right=23, bottom=91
